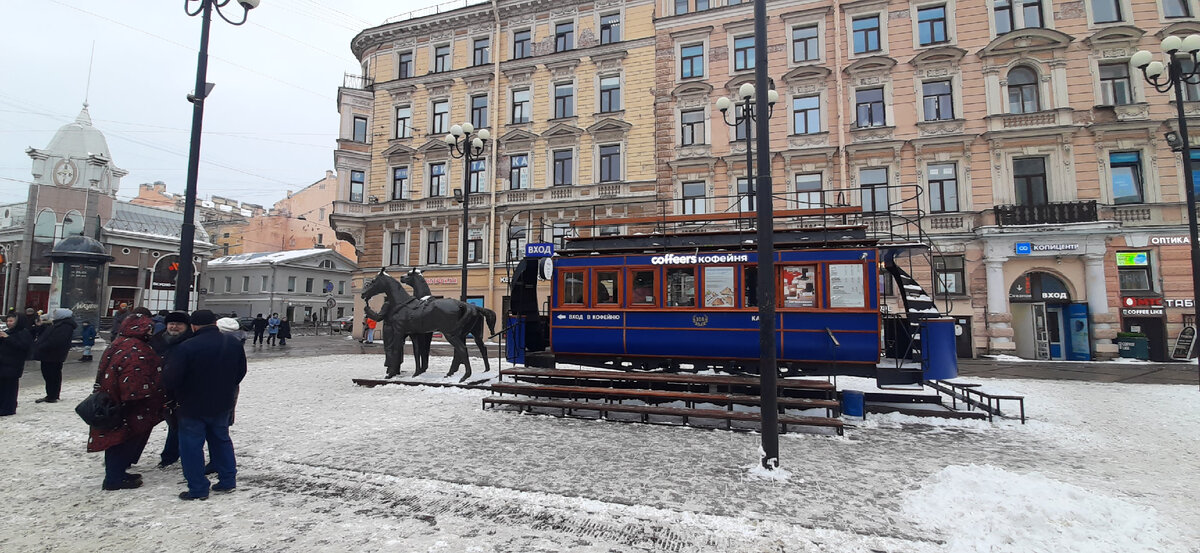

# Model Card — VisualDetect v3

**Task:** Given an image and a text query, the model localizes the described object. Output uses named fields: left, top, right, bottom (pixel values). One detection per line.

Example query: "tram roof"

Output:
left=560, top=225, right=876, bottom=256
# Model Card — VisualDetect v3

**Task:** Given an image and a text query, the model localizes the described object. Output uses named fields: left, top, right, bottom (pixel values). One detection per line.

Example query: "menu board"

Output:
left=703, top=267, right=736, bottom=307
left=828, top=264, right=865, bottom=308
left=781, top=265, right=817, bottom=307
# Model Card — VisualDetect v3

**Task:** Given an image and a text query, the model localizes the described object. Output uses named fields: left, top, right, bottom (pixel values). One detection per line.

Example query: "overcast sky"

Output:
left=0, top=0, right=452, bottom=207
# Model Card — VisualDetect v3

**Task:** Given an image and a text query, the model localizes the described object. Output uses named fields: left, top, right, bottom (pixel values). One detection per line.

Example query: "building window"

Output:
left=426, top=230, right=444, bottom=264
left=305, top=277, right=314, bottom=293
left=923, top=81, right=954, bottom=121
left=917, top=5, right=949, bottom=46
left=680, top=109, right=706, bottom=146
left=1165, top=0, right=1192, bottom=17
left=287, top=276, right=296, bottom=292
left=339, top=281, right=345, bottom=295
left=1099, top=63, right=1132, bottom=105
left=352, top=116, right=367, bottom=143
left=507, top=226, right=527, bottom=261
left=682, top=181, right=706, bottom=215
left=736, top=177, right=755, bottom=212
left=796, top=173, right=822, bottom=208
left=1092, top=0, right=1123, bottom=23
left=928, top=163, right=959, bottom=213
left=349, top=170, right=365, bottom=203
left=432, top=100, right=449, bottom=134
left=599, top=144, right=621, bottom=182
left=853, top=15, right=881, bottom=54
left=469, top=159, right=487, bottom=193
left=511, top=89, right=531, bottom=123
left=1013, top=157, right=1048, bottom=206
left=552, top=223, right=572, bottom=251
left=553, top=150, right=574, bottom=186
left=934, top=256, right=965, bottom=295
left=1007, top=67, right=1040, bottom=114
left=261, top=275, right=268, bottom=291
left=513, top=30, right=531, bottom=59
left=392, top=167, right=409, bottom=200
left=1118, top=251, right=1153, bottom=292
left=509, top=154, right=529, bottom=189
left=471, top=94, right=488, bottom=129
left=995, top=0, right=1044, bottom=34
left=733, top=36, right=755, bottom=71
left=554, top=83, right=574, bottom=118
left=473, top=37, right=489, bottom=66
left=466, top=229, right=483, bottom=263
left=675, top=0, right=689, bottom=15
left=792, top=95, right=820, bottom=134
left=555, top=22, right=574, bottom=52
left=395, top=105, right=411, bottom=138
left=600, top=13, right=621, bottom=44
left=398, top=51, right=412, bottom=78
left=680, top=44, right=704, bottom=79
left=855, top=88, right=886, bottom=128
left=792, top=25, right=819, bottom=62
left=429, top=162, right=447, bottom=197
left=209, top=278, right=215, bottom=292
left=860, top=167, right=889, bottom=212
left=241, top=276, right=250, bottom=292
left=224, top=276, right=232, bottom=292
left=599, top=76, right=621, bottom=113
left=696, top=0, right=709, bottom=9
left=433, top=44, right=450, bottom=72
left=1184, top=60, right=1200, bottom=101
left=1110, top=151, right=1144, bottom=204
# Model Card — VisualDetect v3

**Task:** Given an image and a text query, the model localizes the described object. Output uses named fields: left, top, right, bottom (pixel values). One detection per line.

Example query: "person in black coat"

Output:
left=0, top=313, right=34, bottom=416
left=250, top=313, right=268, bottom=346
left=278, top=317, right=292, bottom=346
left=164, top=310, right=247, bottom=500
left=32, top=308, right=77, bottom=403
left=150, top=311, right=193, bottom=468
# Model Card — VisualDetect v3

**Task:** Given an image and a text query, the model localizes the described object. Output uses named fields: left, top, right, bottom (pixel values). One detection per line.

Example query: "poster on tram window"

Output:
left=781, top=265, right=817, bottom=307
left=703, top=267, right=736, bottom=307
left=829, top=263, right=865, bottom=308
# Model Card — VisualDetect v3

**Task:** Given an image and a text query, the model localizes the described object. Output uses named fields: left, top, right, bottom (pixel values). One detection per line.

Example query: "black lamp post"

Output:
left=174, top=0, right=259, bottom=312
left=717, top=83, right=778, bottom=224
left=1132, top=35, right=1200, bottom=389
left=444, top=122, right=490, bottom=302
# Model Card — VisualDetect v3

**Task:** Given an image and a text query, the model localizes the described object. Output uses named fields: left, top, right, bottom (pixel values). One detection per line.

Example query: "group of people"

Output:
left=1, top=307, right=92, bottom=414
left=249, top=313, right=290, bottom=346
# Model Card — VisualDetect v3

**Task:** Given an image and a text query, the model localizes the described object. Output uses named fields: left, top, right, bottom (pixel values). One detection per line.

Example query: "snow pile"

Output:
left=903, top=464, right=1181, bottom=552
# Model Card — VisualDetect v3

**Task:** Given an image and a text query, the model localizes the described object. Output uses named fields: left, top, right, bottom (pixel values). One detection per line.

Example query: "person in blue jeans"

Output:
left=266, top=313, right=280, bottom=345
left=164, top=310, right=247, bottom=500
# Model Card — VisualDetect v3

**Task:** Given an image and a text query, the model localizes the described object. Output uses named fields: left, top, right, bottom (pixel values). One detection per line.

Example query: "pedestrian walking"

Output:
left=164, top=310, right=247, bottom=500
left=86, top=314, right=167, bottom=491
left=149, top=311, right=192, bottom=469
left=267, top=313, right=280, bottom=345
left=32, top=308, right=76, bottom=404
left=79, top=321, right=97, bottom=361
left=0, top=313, right=34, bottom=416
left=251, top=313, right=267, bottom=345
left=109, top=303, right=130, bottom=341
left=277, top=317, right=291, bottom=346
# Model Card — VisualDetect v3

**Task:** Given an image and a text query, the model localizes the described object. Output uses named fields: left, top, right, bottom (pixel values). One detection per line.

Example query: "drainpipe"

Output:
left=832, top=0, right=848, bottom=201
left=269, top=261, right=277, bottom=314
left=488, top=0, right=501, bottom=315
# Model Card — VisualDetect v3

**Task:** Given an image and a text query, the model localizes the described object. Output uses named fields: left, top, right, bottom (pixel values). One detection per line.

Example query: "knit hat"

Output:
left=53, top=308, right=72, bottom=320
left=216, top=317, right=241, bottom=332
left=189, top=309, right=217, bottom=326
left=165, top=311, right=190, bottom=325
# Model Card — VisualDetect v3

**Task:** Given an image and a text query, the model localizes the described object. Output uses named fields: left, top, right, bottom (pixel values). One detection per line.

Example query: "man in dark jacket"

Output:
left=32, top=308, right=76, bottom=403
left=150, top=311, right=193, bottom=468
left=0, top=313, right=34, bottom=416
left=164, top=309, right=247, bottom=500
left=110, top=303, right=129, bottom=341
left=250, top=313, right=268, bottom=346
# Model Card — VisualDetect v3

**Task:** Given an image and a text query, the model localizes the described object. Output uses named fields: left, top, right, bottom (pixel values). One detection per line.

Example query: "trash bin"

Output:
left=1117, top=334, right=1149, bottom=360
left=841, top=390, right=864, bottom=418
left=919, top=317, right=959, bottom=380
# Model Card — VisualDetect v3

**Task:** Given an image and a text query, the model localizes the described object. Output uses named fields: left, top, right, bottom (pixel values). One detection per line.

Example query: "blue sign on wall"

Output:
left=1015, top=242, right=1032, bottom=255
left=525, top=243, right=554, bottom=257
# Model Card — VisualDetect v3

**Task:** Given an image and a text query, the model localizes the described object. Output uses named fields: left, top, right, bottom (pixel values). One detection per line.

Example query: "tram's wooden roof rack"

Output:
left=567, top=206, right=864, bottom=229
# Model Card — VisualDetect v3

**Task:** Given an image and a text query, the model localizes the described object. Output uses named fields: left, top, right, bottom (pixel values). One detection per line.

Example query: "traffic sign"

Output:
left=326, top=297, right=336, bottom=309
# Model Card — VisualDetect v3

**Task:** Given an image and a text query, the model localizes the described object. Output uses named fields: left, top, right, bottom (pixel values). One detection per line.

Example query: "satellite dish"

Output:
left=538, top=257, right=554, bottom=281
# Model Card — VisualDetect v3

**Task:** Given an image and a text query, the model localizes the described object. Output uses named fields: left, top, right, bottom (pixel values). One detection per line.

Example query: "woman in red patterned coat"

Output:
left=87, top=314, right=167, bottom=491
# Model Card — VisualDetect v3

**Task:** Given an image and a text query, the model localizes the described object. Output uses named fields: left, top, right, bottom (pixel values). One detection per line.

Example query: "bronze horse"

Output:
left=400, top=268, right=495, bottom=375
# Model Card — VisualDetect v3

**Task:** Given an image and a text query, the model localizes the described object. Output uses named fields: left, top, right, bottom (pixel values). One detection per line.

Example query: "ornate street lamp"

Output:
left=717, top=83, right=778, bottom=225
left=445, top=123, right=490, bottom=302
left=174, top=0, right=260, bottom=312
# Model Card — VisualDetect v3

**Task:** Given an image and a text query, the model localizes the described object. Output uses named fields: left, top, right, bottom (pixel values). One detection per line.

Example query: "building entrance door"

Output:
left=1031, top=302, right=1051, bottom=360
left=1124, top=317, right=1169, bottom=362
left=1045, top=306, right=1066, bottom=360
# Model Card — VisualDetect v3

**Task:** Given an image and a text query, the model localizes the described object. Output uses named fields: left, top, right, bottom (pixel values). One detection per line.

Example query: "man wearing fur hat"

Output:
left=32, top=308, right=76, bottom=403
left=150, top=311, right=192, bottom=468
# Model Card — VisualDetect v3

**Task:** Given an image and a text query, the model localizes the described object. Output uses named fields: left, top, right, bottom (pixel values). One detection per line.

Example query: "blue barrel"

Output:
left=920, top=317, right=959, bottom=380
left=841, top=390, right=864, bottom=418
left=505, top=317, right=526, bottom=365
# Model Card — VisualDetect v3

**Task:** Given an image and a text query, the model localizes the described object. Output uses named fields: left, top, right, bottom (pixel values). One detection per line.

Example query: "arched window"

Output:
left=1007, top=66, right=1040, bottom=114
left=33, top=210, right=56, bottom=244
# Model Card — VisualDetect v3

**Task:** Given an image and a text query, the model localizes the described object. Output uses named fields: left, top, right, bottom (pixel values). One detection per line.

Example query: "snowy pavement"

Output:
left=1, top=353, right=1197, bottom=552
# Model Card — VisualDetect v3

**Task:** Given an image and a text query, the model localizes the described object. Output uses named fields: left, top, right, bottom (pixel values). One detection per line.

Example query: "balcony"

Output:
left=342, top=73, right=373, bottom=90
left=995, top=200, right=1097, bottom=226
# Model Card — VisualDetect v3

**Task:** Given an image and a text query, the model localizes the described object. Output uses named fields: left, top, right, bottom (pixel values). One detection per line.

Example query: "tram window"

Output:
left=666, top=268, right=696, bottom=307
left=703, top=267, right=736, bottom=307
left=743, top=266, right=757, bottom=307
left=781, top=265, right=817, bottom=307
left=563, top=271, right=585, bottom=304
left=596, top=270, right=618, bottom=305
left=630, top=270, right=656, bottom=305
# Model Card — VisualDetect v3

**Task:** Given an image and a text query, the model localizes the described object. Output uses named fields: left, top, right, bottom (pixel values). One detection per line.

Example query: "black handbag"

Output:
left=75, top=391, right=122, bottom=430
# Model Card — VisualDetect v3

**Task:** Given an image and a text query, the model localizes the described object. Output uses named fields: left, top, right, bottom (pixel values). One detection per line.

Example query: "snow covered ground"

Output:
left=1, top=354, right=1197, bottom=552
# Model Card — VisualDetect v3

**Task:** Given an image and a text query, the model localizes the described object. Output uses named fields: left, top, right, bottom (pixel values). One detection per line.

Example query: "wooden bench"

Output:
left=500, top=367, right=836, bottom=391
left=482, top=396, right=844, bottom=435
left=490, top=382, right=840, bottom=416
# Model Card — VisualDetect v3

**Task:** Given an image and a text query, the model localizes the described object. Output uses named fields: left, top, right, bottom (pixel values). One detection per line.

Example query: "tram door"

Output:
left=1031, top=303, right=1051, bottom=360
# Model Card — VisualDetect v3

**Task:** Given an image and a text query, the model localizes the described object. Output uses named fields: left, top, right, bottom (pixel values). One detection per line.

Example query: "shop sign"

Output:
left=1165, top=299, right=1195, bottom=308
left=425, top=277, right=458, bottom=285
left=1014, top=242, right=1079, bottom=255
left=1149, top=236, right=1190, bottom=245
left=1122, top=297, right=1163, bottom=308
left=1122, top=308, right=1165, bottom=317
left=1172, top=326, right=1197, bottom=360
left=1121, top=297, right=1164, bottom=316
left=525, top=243, right=554, bottom=257
left=1015, top=242, right=1032, bottom=255
left=1115, top=252, right=1149, bottom=266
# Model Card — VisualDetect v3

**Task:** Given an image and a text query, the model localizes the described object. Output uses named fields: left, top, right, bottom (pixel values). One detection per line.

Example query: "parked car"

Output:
left=334, top=316, right=354, bottom=332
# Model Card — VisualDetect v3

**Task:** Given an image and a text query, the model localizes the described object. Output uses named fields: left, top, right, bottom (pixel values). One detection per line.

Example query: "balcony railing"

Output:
left=342, top=73, right=374, bottom=90
left=995, top=200, right=1097, bottom=226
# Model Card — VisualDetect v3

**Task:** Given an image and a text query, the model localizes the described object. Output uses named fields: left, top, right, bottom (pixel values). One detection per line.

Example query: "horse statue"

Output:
left=360, top=269, right=481, bottom=382
left=400, top=268, right=495, bottom=375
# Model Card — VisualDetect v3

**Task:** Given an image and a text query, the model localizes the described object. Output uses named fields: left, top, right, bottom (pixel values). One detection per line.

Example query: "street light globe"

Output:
left=739, top=83, right=755, bottom=100
left=1130, top=50, right=1154, bottom=69
left=1146, top=60, right=1166, bottom=78
left=1162, top=35, right=1183, bottom=54
left=239, top=0, right=261, bottom=9
left=462, top=122, right=475, bottom=135
left=450, top=124, right=464, bottom=137
left=444, top=134, right=456, bottom=145
left=767, top=89, right=779, bottom=105
left=477, top=128, right=490, bottom=140
left=471, top=137, right=483, bottom=149
left=716, top=96, right=732, bottom=112
left=1184, top=34, right=1200, bottom=54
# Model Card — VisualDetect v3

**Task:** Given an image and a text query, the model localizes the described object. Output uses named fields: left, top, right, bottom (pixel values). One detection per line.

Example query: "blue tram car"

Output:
left=505, top=211, right=958, bottom=385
